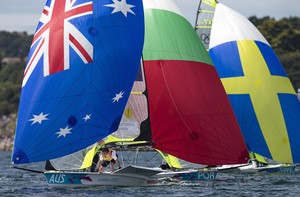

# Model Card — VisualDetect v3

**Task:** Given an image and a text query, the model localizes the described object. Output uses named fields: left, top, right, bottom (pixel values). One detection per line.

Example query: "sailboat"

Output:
left=92, top=0, right=250, bottom=181
left=205, top=2, right=300, bottom=173
left=141, top=0, right=249, bottom=166
left=11, top=0, right=250, bottom=187
left=11, top=0, right=164, bottom=187
left=129, top=0, right=250, bottom=179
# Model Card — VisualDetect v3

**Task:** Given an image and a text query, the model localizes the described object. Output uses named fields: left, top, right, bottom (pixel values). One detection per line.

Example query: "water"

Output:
left=1, top=151, right=300, bottom=196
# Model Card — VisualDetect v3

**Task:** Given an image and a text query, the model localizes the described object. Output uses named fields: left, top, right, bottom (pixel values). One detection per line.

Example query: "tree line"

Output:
left=0, top=16, right=299, bottom=117
left=249, top=16, right=300, bottom=90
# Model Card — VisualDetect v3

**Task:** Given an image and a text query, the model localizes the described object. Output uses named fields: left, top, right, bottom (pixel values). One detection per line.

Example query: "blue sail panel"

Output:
left=227, top=94, right=272, bottom=159
left=12, top=0, right=144, bottom=164
left=279, top=94, right=300, bottom=161
left=255, top=41, right=287, bottom=77
left=209, top=41, right=244, bottom=78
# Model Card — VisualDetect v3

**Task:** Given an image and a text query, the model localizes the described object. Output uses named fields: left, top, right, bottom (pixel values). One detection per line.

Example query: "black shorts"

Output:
left=101, top=159, right=116, bottom=167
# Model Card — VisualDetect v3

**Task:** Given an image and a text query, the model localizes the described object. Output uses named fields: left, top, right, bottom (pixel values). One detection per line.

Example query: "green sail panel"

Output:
left=143, top=9, right=212, bottom=65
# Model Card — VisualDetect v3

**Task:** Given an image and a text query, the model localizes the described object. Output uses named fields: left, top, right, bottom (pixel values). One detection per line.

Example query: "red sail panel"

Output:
left=145, top=60, right=249, bottom=165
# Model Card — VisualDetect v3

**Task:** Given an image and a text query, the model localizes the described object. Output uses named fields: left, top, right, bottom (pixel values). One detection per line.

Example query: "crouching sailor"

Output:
left=98, top=147, right=121, bottom=173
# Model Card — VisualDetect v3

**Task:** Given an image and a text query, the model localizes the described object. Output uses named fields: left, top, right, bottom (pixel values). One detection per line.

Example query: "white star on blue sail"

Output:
left=56, top=126, right=72, bottom=138
left=104, top=0, right=135, bottom=17
left=112, top=91, right=124, bottom=103
left=29, top=112, right=49, bottom=125
left=83, top=114, right=92, bottom=122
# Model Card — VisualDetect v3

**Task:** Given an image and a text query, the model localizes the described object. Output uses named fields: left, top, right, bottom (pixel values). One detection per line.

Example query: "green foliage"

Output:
left=249, top=16, right=300, bottom=89
left=249, top=16, right=300, bottom=53
left=0, top=64, right=23, bottom=115
left=0, top=31, right=32, bottom=59
left=278, top=52, right=300, bottom=88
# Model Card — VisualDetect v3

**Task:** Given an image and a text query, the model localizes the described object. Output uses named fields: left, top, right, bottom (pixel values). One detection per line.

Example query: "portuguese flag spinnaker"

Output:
left=142, top=0, right=249, bottom=165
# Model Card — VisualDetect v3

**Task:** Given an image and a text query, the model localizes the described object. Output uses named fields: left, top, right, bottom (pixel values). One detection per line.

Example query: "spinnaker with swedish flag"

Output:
left=209, top=3, right=300, bottom=164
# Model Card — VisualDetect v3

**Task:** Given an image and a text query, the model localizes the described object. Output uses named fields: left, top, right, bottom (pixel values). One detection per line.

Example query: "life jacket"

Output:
left=102, top=151, right=113, bottom=161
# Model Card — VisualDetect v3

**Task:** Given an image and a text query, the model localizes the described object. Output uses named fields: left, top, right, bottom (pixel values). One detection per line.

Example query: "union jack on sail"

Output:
left=23, top=0, right=93, bottom=87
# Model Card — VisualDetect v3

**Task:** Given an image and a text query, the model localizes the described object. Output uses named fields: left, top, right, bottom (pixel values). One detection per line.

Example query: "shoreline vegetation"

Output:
left=0, top=114, right=16, bottom=151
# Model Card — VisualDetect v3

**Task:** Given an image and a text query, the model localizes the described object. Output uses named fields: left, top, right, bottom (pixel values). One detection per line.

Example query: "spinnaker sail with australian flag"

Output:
left=12, top=0, right=144, bottom=164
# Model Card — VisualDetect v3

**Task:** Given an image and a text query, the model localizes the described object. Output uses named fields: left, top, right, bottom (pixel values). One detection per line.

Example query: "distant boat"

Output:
left=207, top=2, right=300, bottom=167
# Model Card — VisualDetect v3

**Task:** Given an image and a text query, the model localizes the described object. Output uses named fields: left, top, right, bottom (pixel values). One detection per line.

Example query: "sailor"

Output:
left=159, top=162, right=171, bottom=170
left=98, top=147, right=121, bottom=173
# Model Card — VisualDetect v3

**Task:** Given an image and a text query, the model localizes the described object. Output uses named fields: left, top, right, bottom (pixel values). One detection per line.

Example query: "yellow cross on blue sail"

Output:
left=209, top=3, right=300, bottom=163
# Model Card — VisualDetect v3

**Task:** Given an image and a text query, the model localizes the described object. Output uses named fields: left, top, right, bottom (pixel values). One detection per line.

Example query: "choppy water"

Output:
left=1, top=151, right=300, bottom=197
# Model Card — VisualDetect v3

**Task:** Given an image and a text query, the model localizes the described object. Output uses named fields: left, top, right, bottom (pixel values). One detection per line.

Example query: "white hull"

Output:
left=210, top=162, right=296, bottom=173
left=44, top=165, right=163, bottom=187
left=152, top=169, right=218, bottom=181
left=214, top=163, right=251, bottom=173
left=239, top=163, right=296, bottom=173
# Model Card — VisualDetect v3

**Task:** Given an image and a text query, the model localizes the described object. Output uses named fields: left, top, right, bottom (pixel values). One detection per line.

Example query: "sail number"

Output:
left=198, top=171, right=217, bottom=180
left=200, top=18, right=213, bottom=25
left=48, top=174, right=66, bottom=184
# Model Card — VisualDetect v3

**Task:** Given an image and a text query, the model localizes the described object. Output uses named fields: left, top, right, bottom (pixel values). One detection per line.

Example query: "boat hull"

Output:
left=44, top=165, right=163, bottom=187
left=239, top=163, right=296, bottom=173
left=153, top=169, right=218, bottom=181
left=44, top=172, right=147, bottom=187
left=215, top=163, right=251, bottom=173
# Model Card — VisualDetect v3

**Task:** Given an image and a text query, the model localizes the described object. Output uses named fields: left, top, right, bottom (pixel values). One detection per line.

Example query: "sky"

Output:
left=0, top=0, right=299, bottom=34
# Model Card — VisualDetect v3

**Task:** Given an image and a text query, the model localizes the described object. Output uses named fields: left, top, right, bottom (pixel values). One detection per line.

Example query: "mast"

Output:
left=195, top=0, right=217, bottom=50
